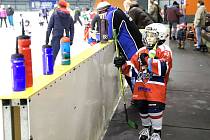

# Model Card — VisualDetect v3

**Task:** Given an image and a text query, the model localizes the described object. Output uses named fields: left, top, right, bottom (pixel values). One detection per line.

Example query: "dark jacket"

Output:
left=106, top=6, right=144, bottom=60
left=167, top=6, right=181, bottom=23
left=41, top=8, right=48, bottom=17
left=128, top=4, right=154, bottom=29
left=91, top=14, right=100, bottom=32
left=74, top=9, right=81, bottom=17
left=47, top=8, right=74, bottom=42
left=6, top=7, right=14, bottom=16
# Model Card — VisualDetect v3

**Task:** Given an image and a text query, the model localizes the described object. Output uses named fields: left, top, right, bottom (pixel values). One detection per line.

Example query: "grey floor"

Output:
left=103, top=40, right=210, bottom=140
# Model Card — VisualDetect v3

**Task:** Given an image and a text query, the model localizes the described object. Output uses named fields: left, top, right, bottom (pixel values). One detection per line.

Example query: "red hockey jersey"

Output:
left=122, top=44, right=172, bottom=103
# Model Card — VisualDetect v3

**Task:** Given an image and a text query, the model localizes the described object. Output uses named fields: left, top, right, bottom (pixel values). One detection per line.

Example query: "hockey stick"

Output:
left=113, top=29, right=138, bottom=129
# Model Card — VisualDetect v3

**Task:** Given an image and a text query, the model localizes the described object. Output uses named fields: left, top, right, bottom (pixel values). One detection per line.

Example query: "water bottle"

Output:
left=100, top=19, right=108, bottom=43
left=42, top=44, right=54, bottom=75
left=18, top=35, right=33, bottom=88
left=11, top=53, right=26, bottom=91
left=18, top=18, right=33, bottom=88
left=96, top=32, right=100, bottom=42
left=60, top=37, right=71, bottom=65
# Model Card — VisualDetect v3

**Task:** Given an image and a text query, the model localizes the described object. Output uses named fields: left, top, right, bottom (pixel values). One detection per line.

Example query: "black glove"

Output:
left=140, top=53, right=149, bottom=66
left=70, top=41, right=73, bottom=45
left=65, top=29, right=70, bottom=37
left=114, top=56, right=126, bottom=68
left=45, top=31, right=50, bottom=45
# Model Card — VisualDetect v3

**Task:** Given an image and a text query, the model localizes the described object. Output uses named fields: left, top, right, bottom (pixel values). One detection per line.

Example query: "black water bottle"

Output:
left=100, top=19, right=108, bottom=43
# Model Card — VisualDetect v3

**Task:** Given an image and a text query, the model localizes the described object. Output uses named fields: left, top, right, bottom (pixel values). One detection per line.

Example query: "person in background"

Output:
left=91, top=14, right=100, bottom=32
left=166, top=1, right=182, bottom=40
left=74, top=7, right=82, bottom=26
left=97, top=1, right=144, bottom=94
left=148, top=0, right=158, bottom=22
left=193, top=0, right=206, bottom=51
left=123, top=0, right=154, bottom=29
left=41, top=7, right=49, bottom=23
left=0, top=5, right=8, bottom=28
left=38, top=11, right=44, bottom=26
left=46, top=0, right=74, bottom=63
left=81, top=7, right=90, bottom=25
left=163, top=4, right=168, bottom=24
left=6, top=5, right=14, bottom=27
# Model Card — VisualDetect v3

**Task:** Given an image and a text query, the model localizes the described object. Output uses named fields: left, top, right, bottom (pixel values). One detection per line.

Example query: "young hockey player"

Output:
left=177, top=22, right=187, bottom=49
left=114, top=23, right=173, bottom=140
left=177, top=8, right=187, bottom=49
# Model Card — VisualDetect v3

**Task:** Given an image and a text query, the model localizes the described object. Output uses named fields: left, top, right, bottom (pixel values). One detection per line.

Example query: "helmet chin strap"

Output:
left=147, top=43, right=157, bottom=50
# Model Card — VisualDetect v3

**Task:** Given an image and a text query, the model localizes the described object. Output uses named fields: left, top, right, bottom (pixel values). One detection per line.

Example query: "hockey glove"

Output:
left=114, top=56, right=126, bottom=68
left=140, top=53, right=149, bottom=66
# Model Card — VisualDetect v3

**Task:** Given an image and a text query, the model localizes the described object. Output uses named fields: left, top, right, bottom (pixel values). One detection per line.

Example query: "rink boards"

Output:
left=0, top=41, right=121, bottom=140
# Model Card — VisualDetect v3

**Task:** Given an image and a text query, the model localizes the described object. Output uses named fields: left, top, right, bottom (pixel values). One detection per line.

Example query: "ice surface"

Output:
left=0, top=11, right=91, bottom=95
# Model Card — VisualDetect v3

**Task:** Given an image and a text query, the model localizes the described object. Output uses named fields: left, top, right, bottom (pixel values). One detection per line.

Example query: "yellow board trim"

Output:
left=0, top=41, right=113, bottom=99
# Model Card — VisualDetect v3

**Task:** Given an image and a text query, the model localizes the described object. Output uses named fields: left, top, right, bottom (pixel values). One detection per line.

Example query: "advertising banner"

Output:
left=30, top=0, right=57, bottom=10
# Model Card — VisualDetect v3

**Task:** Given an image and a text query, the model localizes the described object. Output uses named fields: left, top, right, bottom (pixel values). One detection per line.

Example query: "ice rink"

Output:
left=0, top=11, right=91, bottom=95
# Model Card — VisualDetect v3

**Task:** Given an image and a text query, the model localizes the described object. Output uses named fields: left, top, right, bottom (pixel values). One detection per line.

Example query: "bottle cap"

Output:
left=60, top=36, right=70, bottom=43
left=42, top=44, right=52, bottom=49
left=11, top=54, right=24, bottom=59
left=18, top=35, right=31, bottom=40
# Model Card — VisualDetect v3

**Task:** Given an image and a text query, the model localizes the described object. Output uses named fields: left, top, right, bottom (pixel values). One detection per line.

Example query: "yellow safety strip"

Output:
left=0, top=41, right=112, bottom=99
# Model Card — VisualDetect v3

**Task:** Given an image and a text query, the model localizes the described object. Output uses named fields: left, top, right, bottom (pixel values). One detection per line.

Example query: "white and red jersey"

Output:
left=122, top=44, right=173, bottom=103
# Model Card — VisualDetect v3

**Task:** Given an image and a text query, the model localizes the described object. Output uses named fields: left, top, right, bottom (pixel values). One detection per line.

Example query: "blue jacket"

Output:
left=47, top=8, right=74, bottom=42
left=105, top=6, right=143, bottom=60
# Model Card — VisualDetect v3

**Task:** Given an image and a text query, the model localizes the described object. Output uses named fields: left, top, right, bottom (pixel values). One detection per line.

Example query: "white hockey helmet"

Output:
left=145, top=23, right=168, bottom=41
left=96, top=1, right=111, bottom=14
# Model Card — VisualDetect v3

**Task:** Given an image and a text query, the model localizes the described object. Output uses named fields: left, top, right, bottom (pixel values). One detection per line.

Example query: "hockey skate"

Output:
left=139, top=128, right=150, bottom=140
left=150, top=133, right=161, bottom=140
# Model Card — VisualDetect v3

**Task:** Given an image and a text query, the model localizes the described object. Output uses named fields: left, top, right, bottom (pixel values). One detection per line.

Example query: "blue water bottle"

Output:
left=60, top=37, right=71, bottom=65
left=42, top=44, right=54, bottom=75
left=11, top=37, right=26, bottom=91
left=96, top=32, right=100, bottom=42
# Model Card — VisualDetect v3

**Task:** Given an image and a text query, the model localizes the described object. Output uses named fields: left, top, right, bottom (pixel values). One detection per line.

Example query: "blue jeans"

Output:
left=195, top=27, right=201, bottom=49
left=169, top=22, right=177, bottom=37
left=8, top=15, right=14, bottom=26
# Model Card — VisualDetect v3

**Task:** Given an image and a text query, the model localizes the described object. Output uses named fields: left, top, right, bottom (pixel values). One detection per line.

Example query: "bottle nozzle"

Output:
left=22, top=18, right=25, bottom=36
left=16, top=37, right=19, bottom=54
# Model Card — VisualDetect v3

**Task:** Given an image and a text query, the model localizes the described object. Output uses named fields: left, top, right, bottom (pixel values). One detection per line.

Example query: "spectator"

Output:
left=163, top=4, right=168, bottom=23
left=154, top=1, right=163, bottom=23
left=38, top=12, right=44, bottom=26
left=167, top=1, right=182, bottom=40
left=0, top=5, right=8, bottom=28
left=6, top=5, right=14, bottom=27
left=46, top=0, right=74, bottom=63
left=41, top=8, right=49, bottom=23
left=123, top=0, right=154, bottom=29
left=91, top=14, right=100, bottom=32
left=193, top=0, right=207, bottom=51
left=81, top=7, right=90, bottom=25
left=74, top=7, right=82, bottom=26
left=148, top=0, right=158, bottom=22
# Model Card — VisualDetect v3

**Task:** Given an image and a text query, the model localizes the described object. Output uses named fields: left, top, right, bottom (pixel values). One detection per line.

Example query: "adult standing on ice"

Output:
left=46, top=0, right=74, bottom=63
